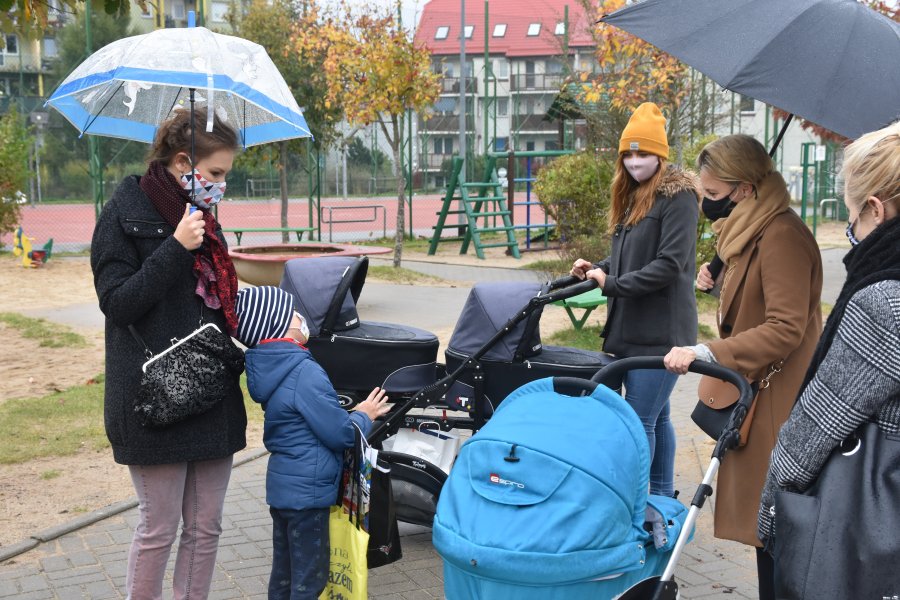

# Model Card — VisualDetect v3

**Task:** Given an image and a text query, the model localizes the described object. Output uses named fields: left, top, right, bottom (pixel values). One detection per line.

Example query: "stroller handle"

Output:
left=593, top=357, right=755, bottom=454
left=542, top=277, right=598, bottom=304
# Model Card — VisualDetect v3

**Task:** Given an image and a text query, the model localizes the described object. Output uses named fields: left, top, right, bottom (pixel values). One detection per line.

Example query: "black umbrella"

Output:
left=600, top=0, right=900, bottom=145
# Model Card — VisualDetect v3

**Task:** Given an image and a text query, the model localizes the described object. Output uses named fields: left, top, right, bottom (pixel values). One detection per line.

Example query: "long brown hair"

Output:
left=145, top=107, right=240, bottom=166
left=607, top=154, right=668, bottom=234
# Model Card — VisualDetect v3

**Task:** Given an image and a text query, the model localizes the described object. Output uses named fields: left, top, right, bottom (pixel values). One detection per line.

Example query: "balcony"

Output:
left=419, top=114, right=475, bottom=133
left=509, top=73, right=565, bottom=92
left=512, top=114, right=558, bottom=133
left=439, top=77, right=478, bottom=95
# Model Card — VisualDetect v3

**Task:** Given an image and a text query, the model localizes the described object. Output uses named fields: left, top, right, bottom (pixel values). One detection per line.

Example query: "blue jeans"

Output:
left=623, top=368, right=678, bottom=497
left=269, top=507, right=330, bottom=600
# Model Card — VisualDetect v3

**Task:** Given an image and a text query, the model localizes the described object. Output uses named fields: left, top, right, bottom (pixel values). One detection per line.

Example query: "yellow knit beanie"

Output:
left=618, top=102, right=669, bottom=159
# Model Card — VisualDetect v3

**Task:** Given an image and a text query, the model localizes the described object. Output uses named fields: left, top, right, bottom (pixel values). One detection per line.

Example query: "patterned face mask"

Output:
left=181, top=169, right=227, bottom=209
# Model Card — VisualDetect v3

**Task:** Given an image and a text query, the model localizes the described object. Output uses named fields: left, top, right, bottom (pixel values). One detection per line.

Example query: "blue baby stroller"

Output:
left=433, top=356, right=754, bottom=600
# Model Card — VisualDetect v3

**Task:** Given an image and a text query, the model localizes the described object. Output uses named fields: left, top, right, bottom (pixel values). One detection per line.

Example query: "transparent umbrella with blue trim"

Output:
left=46, top=25, right=312, bottom=148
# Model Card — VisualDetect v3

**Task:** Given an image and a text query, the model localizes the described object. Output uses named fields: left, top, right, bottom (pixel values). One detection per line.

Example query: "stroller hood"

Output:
left=280, top=256, right=367, bottom=337
left=433, top=377, right=652, bottom=585
left=447, top=281, right=545, bottom=362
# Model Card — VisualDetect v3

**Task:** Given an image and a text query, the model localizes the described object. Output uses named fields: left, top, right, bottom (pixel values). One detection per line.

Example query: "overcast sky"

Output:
left=321, top=0, right=426, bottom=30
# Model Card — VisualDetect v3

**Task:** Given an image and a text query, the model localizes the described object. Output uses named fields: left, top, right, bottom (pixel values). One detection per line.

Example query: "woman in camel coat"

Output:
left=664, top=134, right=822, bottom=600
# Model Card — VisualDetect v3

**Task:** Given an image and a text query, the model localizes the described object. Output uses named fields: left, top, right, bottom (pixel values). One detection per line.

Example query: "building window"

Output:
left=527, top=23, right=541, bottom=36
left=739, top=94, right=755, bottom=113
left=493, top=23, right=507, bottom=37
left=463, top=25, right=474, bottom=39
left=170, top=0, right=185, bottom=20
left=489, top=59, right=508, bottom=78
left=435, top=26, right=450, bottom=40
left=211, top=1, right=229, bottom=22
left=545, top=140, right=560, bottom=151
left=435, top=137, right=454, bottom=155
left=555, top=22, right=566, bottom=35
left=42, top=37, right=58, bottom=57
left=545, top=59, right=563, bottom=74
left=526, top=141, right=535, bottom=152
left=494, top=137, right=508, bottom=152
left=434, top=97, right=457, bottom=115
left=497, top=97, right=508, bottom=116
left=4, top=34, right=18, bottom=54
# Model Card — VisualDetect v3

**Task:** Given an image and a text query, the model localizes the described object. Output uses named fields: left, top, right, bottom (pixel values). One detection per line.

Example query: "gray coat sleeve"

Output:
left=602, top=190, right=698, bottom=297
left=757, top=281, right=900, bottom=545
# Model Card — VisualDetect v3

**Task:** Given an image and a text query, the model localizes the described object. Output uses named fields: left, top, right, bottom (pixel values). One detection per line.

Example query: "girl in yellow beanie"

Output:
left=571, top=102, right=700, bottom=497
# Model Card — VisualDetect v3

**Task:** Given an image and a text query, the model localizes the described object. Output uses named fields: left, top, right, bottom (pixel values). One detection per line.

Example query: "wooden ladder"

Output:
left=428, top=156, right=520, bottom=259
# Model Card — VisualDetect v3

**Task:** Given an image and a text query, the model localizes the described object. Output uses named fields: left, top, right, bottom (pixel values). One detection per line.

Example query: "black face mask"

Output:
left=701, top=197, right=735, bottom=221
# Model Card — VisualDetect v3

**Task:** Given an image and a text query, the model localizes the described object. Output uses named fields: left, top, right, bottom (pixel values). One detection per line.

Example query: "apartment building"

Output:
left=414, top=0, right=596, bottom=186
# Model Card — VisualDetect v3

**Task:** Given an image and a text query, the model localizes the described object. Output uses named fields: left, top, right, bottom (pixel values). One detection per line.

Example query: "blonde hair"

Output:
left=608, top=154, right=669, bottom=234
left=841, top=121, right=900, bottom=213
left=697, top=134, right=772, bottom=186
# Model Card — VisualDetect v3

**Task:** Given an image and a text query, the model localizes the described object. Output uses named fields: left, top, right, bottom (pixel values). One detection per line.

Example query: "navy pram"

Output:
left=433, top=376, right=690, bottom=599
left=279, top=256, right=440, bottom=405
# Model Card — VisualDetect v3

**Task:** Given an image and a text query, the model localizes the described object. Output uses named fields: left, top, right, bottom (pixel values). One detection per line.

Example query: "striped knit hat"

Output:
left=235, top=286, right=296, bottom=348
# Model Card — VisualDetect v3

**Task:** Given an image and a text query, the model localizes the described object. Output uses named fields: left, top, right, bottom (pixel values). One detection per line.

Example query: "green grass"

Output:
left=545, top=325, right=603, bottom=351
left=0, top=372, right=262, bottom=466
left=698, top=323, right=717, bottom=341
left=365, top=236, right=432, bottom=253
left=41, top=470, right=61, bottom=480
left=522, top=258, right=571, bottom=274
left=0, top=313, right=88, bottom=348
left=367, top=266, right=446, bottom=285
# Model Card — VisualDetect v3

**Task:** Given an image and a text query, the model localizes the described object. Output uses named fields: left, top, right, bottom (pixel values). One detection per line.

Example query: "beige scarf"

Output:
left=713, top=170, right=791, bottom=263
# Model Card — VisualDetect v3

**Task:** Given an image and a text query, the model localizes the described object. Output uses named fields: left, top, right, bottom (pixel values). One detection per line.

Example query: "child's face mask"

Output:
left=288, top=312, right=310, bottom=342
left=181, top=169, right=227, bottom=209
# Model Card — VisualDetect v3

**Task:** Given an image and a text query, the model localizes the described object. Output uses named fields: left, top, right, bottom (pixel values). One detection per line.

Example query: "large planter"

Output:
left=229, top=243, right=391, bottom=286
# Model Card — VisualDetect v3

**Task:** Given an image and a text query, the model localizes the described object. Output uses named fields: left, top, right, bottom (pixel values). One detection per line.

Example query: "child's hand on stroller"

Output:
left=356, top=387, right=390, bottom=422
left=571, top=258, right=592, bottom=279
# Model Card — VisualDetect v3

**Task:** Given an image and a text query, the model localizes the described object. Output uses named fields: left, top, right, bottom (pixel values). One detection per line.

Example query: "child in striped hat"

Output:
left=235, top=285, right=390, bottom=599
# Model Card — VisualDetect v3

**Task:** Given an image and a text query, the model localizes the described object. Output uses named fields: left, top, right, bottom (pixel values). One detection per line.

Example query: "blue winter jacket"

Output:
left=245, top=340, right=372, bottom=510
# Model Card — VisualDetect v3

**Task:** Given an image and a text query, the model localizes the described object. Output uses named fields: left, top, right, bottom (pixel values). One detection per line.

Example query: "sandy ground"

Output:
left=0, top=224, right=845, bottom=551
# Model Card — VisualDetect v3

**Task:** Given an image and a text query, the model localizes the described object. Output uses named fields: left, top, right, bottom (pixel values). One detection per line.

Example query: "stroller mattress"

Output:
left=307, top=321, right=439, bottom=397
left=445, top=345, right=615, bottom=407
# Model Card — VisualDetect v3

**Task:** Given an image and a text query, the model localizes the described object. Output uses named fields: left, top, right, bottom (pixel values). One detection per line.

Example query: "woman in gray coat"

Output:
left=571, top=102, right=699, bottom=497
left=91, top=108, right=245, bottom=600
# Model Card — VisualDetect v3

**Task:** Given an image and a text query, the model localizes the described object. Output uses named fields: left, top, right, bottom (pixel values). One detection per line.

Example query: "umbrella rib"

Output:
left=82, top=80, right=126, bottom=135
left=165, top=86, right=183, bottom=119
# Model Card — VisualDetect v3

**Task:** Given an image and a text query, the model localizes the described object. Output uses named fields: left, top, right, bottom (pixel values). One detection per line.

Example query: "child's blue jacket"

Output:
left=245, top=340, right=372, bottom=510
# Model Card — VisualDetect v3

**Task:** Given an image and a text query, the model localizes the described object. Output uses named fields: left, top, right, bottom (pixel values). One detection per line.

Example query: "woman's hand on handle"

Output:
left=664, top=346, right=697, bottom=375
left=356, top=387, right=390, bottom=422
left=174, top=203, right=205, bottom=251
left=571, top=258, right=592, bottom=280
left=585, top=268, right=607, bottom=289
left=696, top=262, right=715, bottom=291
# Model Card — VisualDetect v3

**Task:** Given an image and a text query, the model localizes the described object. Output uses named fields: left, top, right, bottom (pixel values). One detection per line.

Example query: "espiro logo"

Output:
left=489, top=473, right=525, bottom=489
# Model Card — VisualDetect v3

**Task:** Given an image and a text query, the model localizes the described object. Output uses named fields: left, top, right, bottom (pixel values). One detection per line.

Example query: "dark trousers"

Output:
left=268, top=507, right=330, bottom=600
left=757, top=547, right=775, bottom=600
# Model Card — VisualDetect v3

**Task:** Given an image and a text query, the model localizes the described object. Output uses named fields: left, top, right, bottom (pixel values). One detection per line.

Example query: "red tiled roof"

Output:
left=414, top=0, right=596, bottom=58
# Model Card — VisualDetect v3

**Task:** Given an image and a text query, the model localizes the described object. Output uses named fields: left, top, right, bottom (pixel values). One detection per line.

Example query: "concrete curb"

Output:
left=0, top=447, right=270, bottom=564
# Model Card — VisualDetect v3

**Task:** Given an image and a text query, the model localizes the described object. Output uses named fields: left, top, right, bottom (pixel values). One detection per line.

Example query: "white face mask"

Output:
left=289, top=311, right=310, bottom=341
left=623, top=154, right=660, bottom=183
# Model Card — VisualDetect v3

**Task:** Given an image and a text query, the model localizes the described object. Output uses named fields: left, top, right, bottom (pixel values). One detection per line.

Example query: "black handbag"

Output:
left=774, top=421, right=900, bottom=599
left=366, top=456, right=402, bottom=568
left=129, top=318, right=244, bottom=428
left=691, top=361, right=780, bottom=444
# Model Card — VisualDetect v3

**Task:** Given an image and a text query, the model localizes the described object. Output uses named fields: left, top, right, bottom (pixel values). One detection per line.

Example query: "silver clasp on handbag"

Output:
left=758, top=360, right=784, bottom=390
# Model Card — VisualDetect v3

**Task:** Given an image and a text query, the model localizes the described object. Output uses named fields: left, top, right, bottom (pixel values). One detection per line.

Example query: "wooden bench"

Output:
left=552, top=288, right=607, bottom=330
left=222, top=227, right=315, bottom=245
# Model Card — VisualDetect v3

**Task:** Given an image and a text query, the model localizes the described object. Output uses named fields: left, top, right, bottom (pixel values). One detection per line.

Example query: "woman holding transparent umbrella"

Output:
left=91, top=107, right=245, bottom=600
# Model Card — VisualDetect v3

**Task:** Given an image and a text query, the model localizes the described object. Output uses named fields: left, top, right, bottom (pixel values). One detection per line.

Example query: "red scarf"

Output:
left=140, top=160, right=239, bottom=336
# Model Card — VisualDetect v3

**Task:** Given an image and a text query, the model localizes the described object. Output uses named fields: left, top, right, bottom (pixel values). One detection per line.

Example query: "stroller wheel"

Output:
left=336, top=391, right=361, bottom=409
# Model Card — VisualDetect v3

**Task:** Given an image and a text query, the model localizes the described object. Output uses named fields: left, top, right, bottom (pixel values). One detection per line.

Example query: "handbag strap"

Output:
left=758, top=359, right=784, bottom=390
left=129, top=299, right=206, bottom=359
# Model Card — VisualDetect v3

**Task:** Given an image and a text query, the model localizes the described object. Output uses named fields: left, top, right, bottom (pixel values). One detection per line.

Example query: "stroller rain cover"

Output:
left=433, top=377, right=689, bottom=598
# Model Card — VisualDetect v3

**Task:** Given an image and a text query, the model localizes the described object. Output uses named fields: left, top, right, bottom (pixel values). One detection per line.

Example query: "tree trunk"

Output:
left=279, top=140, right=289, bottom=243
left=381, top=117, right=405, bottom=269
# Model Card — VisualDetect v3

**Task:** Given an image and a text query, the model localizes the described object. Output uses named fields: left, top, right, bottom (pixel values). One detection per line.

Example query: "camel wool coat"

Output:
left=705, top=211, right=822, bottom=547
